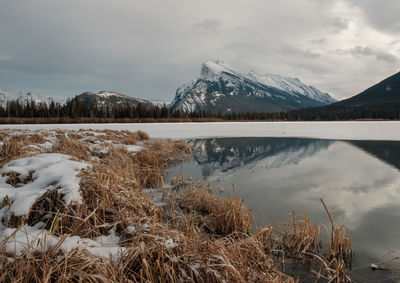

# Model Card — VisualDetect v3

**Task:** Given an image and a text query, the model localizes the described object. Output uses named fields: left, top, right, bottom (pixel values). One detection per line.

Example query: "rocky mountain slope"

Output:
left=169, top=61, right=336, bottom=112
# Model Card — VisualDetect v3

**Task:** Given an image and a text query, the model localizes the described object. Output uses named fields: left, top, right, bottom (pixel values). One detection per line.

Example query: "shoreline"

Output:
left=1, top=121, right=400, bottom=141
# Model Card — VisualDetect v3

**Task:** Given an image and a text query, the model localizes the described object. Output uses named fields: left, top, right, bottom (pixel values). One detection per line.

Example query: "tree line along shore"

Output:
left=1, top=95, right=399, bottom=123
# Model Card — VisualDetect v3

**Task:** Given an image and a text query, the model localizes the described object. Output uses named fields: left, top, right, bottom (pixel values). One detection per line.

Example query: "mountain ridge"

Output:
left=76, top=91, right=153, bottom=108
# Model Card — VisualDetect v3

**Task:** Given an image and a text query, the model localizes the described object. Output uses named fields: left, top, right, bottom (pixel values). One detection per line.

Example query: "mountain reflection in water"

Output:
left=190, top=138, right=332, bottom=178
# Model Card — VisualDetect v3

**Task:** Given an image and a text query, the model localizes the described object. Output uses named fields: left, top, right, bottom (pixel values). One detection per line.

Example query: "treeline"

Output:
left=0, top=97, right=211, bottom=120
left=1, top=96, right=399, bottom=121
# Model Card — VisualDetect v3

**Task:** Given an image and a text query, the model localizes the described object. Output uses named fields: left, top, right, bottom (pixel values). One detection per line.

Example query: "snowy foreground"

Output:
left=0, top=129, right=147, bottom=258
left=2, top=121, right=400, bottom=140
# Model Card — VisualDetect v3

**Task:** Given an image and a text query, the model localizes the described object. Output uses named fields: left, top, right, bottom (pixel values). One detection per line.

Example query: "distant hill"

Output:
left=287, top=71, right=400, bottom=120
left=169, top=61, right=336, bottom=113
left=334, top=71, right=400, bottom=108
left=77, top=91, right=153, bottom=108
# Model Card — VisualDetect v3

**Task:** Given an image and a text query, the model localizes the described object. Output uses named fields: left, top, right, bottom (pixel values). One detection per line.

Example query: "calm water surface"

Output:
left=167, top=137, right=400, bottom=282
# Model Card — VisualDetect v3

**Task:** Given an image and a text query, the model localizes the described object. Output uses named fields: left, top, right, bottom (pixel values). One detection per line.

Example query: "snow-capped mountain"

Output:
left=0, top=88, right=153, bottom=109
left=169, top=61, right=336, bottom=112
left=77, top=91, right=154, bottom=108
left=0, top=88, right=17, bottom=103
left=0, top=88, right=65, bottom=106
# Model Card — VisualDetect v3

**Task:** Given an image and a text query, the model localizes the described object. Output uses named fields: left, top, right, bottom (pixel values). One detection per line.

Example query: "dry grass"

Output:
left=27, top=133, right=47, bottom=144
left=25, top=146, right=164, bottom=239
left=255, top=202, right=353, bottom=282
left=145, top=139, right=191, bottom=168
left=0, top=129, right=353, bottom=282
left=0, top=249, right=117, bottom=283
left=132, top=149, right=164, bottom=187
left=137, top=130, right=149, bottom=140
left=0, top=228, right=294, bottom=283
left=116, top=231, right=294, bottom=283
left=0, top=141, right=26, bottom=167
left=179, top=185, right=253, bottom=236
left=2, top=130, right=190, bottom=240
left=52, top=135, right=90, bottom=161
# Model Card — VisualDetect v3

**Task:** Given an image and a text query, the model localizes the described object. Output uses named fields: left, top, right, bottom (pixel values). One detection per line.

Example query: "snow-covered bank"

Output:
left=2, top=121, right=400, bottom=141
left=0, top=154, right=89, bottom=216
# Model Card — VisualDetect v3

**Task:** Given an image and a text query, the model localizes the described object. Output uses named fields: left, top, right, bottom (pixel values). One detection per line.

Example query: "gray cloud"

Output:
left=334, top=45, right=399, bottom=63
left=280, top=44, right=321, bottom=59
left=193, top=18, right=222, bottom=35
left=0, top=0, right=398, bottom=101
left=346, top=0, right=400, bottom=34
left=327, top=17, right=350, bottom=32
left=310, top=38, right=326, bottom=44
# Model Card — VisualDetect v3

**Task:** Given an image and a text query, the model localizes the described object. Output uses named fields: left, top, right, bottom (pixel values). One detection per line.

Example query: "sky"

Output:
left=0, top=0, right=399, bottom=101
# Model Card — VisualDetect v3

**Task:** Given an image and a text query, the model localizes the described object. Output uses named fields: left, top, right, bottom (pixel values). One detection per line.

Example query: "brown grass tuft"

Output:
left=52, top=135, right=90, bottom=161
left=9, top=134, right=27, bottom=144
left=132, top=149, right=164, bottom=187
left=137, top=130, right=149, bottom=140
left=27, top=133, right=47, bottom=144
left=145, top=139, right=191, bottom=168
left=179, top=186, right=253, bottom=235
left=0, top=141, right=25, bottom=167
left=0, top=249, right=117, bottom=283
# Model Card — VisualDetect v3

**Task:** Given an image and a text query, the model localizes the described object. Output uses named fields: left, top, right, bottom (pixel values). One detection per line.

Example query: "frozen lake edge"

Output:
left=2, top=121, right=400, bottom=141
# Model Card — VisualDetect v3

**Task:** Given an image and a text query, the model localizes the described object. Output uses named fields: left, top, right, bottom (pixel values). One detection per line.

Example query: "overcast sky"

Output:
left=0, top=0, right=399, bottom=101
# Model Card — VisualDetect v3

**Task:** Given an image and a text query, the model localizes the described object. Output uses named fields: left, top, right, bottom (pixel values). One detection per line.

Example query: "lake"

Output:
left=167, top=137, right=400, bottom=282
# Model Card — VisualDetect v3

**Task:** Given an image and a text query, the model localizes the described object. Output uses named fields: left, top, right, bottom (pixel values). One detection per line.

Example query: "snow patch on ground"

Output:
left=39, top=141, right=53, bottom=149
left=0, top=153, right=89, bottom=216
left=164, top=238, right=178, bottom=249
left=124, top=145, right=144, bottom=153
left=1, top=225, right=124, bottom=257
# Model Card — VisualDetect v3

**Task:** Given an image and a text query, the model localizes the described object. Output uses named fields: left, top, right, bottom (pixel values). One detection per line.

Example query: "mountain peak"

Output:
left=200, top=61, right=239, bottom=80
left=170, top=61, right=336, bottom=112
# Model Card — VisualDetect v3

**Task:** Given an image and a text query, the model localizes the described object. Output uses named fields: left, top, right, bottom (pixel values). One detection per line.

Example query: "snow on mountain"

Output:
left=0, top=88, right=65, bottom=106
left=248, top=72, right=335, bottom=104
left=149, top=100, right=170, bottom=108
left=0, top=88, right=18, bottom=102
left=170, top=61, right=336, bottom=113
left=77, top=91, right=154, bottom=108
left=0, top=88, right=153, bottom=109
